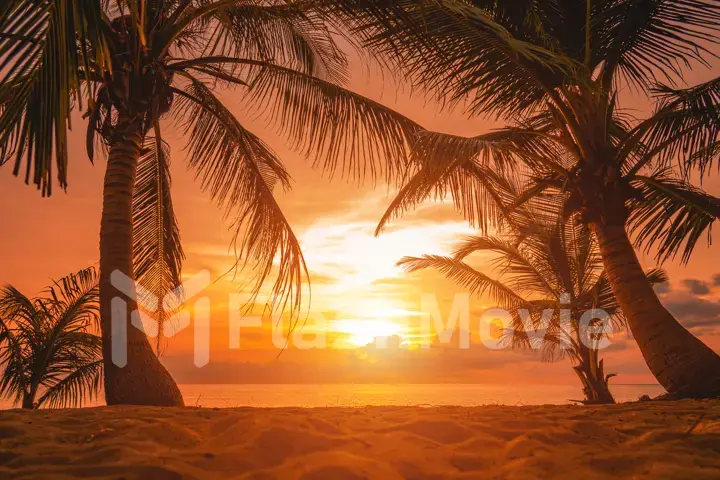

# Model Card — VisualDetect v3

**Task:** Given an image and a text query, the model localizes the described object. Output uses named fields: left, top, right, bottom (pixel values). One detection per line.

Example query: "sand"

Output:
left=0, top=400, right=718, bottom=479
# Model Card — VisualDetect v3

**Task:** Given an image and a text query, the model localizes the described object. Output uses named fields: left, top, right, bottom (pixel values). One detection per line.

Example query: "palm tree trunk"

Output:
left=573, top=345, right=615, bottom=404
left=21, top=392, right=34, bottom=409
left=573, top=366, right=615, bottom=404
left=592, top=223, right=720, bottom=398
left=99, top=115, right=184, bottom=406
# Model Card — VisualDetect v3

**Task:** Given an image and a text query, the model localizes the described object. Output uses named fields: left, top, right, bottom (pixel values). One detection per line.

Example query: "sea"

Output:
left=0, top=383, right=666, bottom=409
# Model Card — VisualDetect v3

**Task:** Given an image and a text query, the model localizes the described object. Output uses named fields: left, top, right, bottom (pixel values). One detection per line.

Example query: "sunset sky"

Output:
left=2, top=53, right=720, bottom=387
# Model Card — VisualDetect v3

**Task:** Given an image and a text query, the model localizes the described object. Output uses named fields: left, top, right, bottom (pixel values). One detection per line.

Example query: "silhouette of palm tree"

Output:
left=329, top=0, right=720, bottom=398
left=0, top=1, right=421, bottom=405
left=0, top=267, right=102, bottom=409
left=400, top=209, right=667, bottom=404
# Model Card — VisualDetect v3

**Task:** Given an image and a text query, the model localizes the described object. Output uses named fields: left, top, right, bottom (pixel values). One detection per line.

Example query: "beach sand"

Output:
left=0, top=400, right=718, bottom=479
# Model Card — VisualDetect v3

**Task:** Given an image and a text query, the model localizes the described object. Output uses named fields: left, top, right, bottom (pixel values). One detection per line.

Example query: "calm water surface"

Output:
left=177, top=383, right=666, bottom=407
left=0, top=384, right=666, bottom=409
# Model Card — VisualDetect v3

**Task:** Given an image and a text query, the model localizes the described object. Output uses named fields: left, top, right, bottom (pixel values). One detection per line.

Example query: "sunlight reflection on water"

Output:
left=177, top=384, right=667, bottom=408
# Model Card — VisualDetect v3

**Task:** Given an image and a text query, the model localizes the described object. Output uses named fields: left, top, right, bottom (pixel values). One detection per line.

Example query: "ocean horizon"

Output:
left=0, top=383, right=666, bottom=409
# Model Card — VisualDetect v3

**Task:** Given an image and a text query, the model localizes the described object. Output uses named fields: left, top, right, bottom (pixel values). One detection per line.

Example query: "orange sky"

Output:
left=2, top=53, right=720, bottom=387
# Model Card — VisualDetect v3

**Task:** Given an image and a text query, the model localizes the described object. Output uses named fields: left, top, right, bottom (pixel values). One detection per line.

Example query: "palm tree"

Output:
left=0, top=267, right=102, bottom=409
left=327, top=0, right=720, bottom=398
left=400, top=214, right=668, bottom=404
left=0, top=1, right=420, bottom=405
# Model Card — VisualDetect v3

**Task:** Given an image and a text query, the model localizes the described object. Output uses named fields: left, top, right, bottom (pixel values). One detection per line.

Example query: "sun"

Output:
left=331, top=319, right=406, bottom=347
left=329, top=298, right=416, bottom=347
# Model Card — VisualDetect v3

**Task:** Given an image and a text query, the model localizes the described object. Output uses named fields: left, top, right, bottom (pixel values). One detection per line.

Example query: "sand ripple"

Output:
left=0, top=400, right=718, bottom=479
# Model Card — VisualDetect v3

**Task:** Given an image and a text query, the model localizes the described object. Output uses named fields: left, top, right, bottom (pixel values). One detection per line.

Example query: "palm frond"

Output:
left=44, top=266, right=100, bottom=332
left=412, top=123, right=565, bottom=172
left=197, top=2, right=349, bottom=83
left=0, top=284, right=39, bottom=330
left=36, top=358, right=102, bottom=409
left=398, top=254, right=531, bottom=313
left=539, top=331, right=573, bottom=363
left=641, top=76, right=720, bottom=175
left=373, top=113, right=575, bottom=236
left=322, top=0, right=577, bottom=117
left=375, top=123, right=559, bottom=236
left=0, top=267, right=102, bottom=408
left=243, top=59, right=422, bottom=185
left=0, top=289, right=32, bottom=406
left=628, top=169, right=720, bottom=264
left=452, top=235, right=559, bottom=300
left=378, top=157, right=518, bottom=237
left=0, top=0, right=108, bottom=195
left=547, top=220, right=574, bottom=295
left=133, top=130, right=185, bottom=355
left=645, top=267, right=670, bottom=289
left=169, top=55, right=423, bottom=185
left=595, top=1, right=720, bottom=87
left=172, top=75, right=307, bottom=317
left=404, top=207, right=632, bottom=393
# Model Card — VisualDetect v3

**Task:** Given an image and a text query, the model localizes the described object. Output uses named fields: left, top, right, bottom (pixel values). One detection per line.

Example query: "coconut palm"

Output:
left=326, top=0, right=720, bottom=398
left=399, top=212, right=668, bottom=404
left=0, top=1, right=421, bottom=405
left=0, top=267, right=102, bottom=409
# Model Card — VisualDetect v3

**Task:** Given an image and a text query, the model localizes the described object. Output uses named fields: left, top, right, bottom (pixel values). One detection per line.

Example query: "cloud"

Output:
left=681, top=279, right=711, bottom=296
left=602, top=336, right=634, bottom=353
left=660, top=279, right=720, bottom=332
left=663, top=297, right=720, bottom=329
left=713, top=274, right=720, bottom=287
left=653, top=282, right=671, bottom=295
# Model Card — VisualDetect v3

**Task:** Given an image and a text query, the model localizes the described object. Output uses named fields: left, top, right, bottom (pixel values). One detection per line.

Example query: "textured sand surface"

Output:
left=0, top=401, right=718, bottom=479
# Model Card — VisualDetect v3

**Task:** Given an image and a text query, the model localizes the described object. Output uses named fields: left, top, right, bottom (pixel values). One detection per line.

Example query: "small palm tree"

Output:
left=0, top=268, right=102, bottom=409
left=329, top=0, right=720, bottom=398
left=399, top=216, right=667, bottom=405
left=0, top=1, right=420, bottom=405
